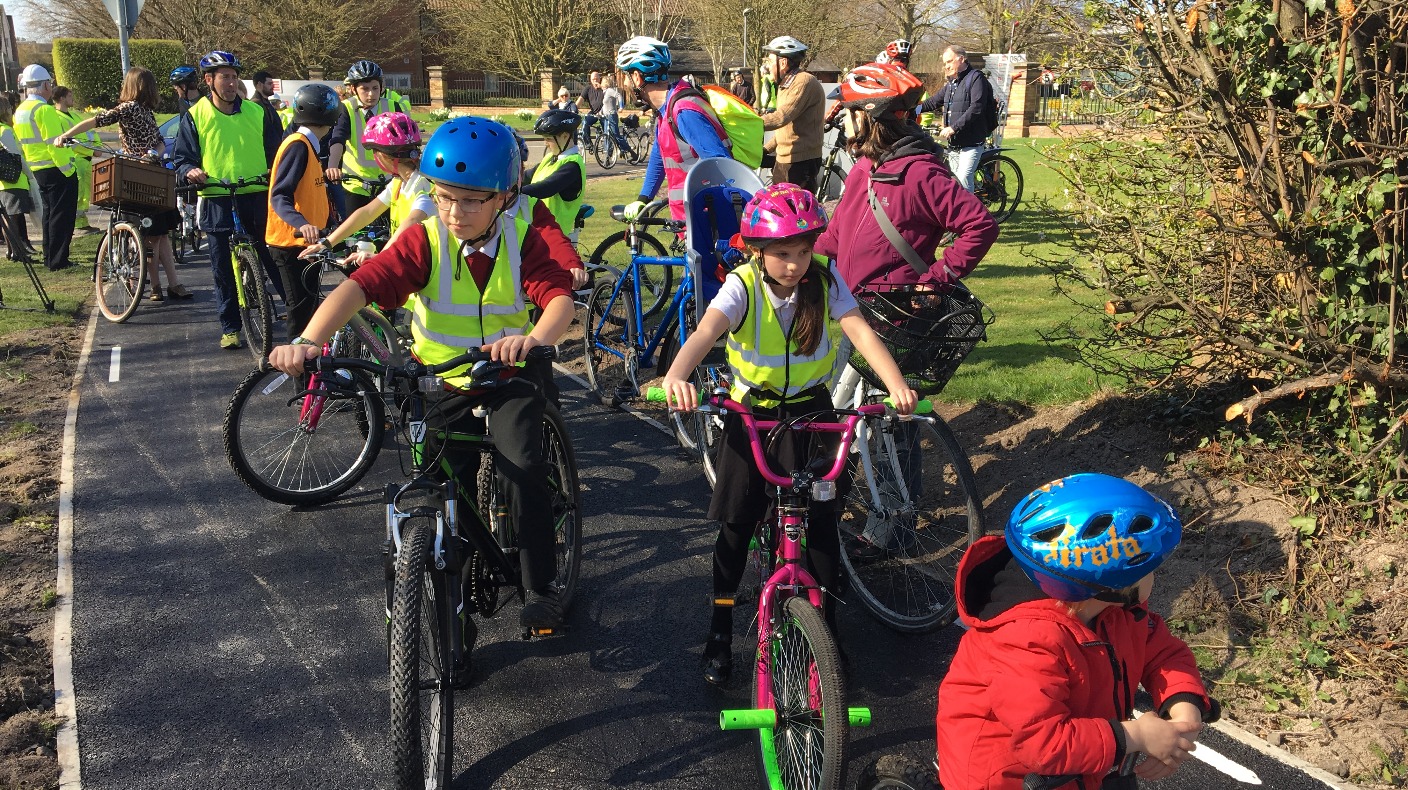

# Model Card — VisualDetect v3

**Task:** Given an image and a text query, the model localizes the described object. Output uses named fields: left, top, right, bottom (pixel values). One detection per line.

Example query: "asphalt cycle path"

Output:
left=65, top=250, right=1344, bottom=788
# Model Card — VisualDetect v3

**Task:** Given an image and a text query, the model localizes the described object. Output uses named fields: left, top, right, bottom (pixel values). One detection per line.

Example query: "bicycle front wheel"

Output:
left=594, top=136, right=618, bottom=169
left=840, top=415, right=982, bottom=633
left=542, top=404, right=582, bottom=608
left=587, top=230, right=674, bottom=320
left=389, top=521, right=455, bottom=790
left=977, top=155, right=1024, bottom=223
left=94, top=223, right=147, bottom=323
left=583, top=275, right=638, bottom=408
left=223, top=365, right=386, bottom=506
left=235, top=244, right=275, bottom=363
left=754, top=596, right=848, bottom=790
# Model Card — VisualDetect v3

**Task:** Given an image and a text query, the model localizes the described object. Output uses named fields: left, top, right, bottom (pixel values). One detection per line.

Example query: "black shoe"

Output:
left=519, top=588, right=564, bottom=629
left=702, top=632, right=733, bottom=686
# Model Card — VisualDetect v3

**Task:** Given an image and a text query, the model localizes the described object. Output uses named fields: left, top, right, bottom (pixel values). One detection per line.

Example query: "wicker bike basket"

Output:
left=850, top=283, right=995, bottom=395
left=91, top=154, right=176, bottom=212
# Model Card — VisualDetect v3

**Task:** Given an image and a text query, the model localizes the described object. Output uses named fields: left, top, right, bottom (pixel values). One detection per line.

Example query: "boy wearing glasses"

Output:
left=267, top=117, right=575, bottom=636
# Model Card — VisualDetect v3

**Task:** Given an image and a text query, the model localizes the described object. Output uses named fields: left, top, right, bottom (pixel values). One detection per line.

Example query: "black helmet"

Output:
left=291, top=84, right=341, bottom=127
left=199, top=50, right=242, bottom=74
left=169, top=66, right=199, bottom=87
left=345, top=60, right=383, bottom=84
left=534, top=108, right=580, bottom=137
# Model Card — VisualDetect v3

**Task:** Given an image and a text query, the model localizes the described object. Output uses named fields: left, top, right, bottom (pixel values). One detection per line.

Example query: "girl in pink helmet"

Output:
left=300, top=111, right=433, bottom=266
left=659, top=183, right=916, bottom=685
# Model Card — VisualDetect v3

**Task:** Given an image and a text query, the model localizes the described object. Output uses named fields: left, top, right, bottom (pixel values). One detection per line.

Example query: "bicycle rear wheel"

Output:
left=840, top=414, right=982, bottom=633
left=389, top=521, right=454, bottom=790
left=587, top=230, right=674, bottom=320
left=223, top=365, right=385, bottom=506
left=94, top=223, right=147, bottom=323
left=583, top=276, right=638, bottom=408
left=856, top=755, right=940, bottom=790
left=235, top=243, right=275, bottom=363
left=977, top=154, right=1023, bottom=223
left=753, top=596, right=847, bottom=790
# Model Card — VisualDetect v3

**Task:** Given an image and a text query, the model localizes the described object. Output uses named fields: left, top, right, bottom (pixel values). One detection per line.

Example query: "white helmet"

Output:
left=19, top=64, right=52, bottom=86
left=764, top=36, right=808, bottom=57
left=875, top=51, right=892, bottom=64
left=616, top=36, right=672, bottom=83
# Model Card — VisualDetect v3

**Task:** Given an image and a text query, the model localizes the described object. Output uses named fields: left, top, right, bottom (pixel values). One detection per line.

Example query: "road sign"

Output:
left=101, top=0, right=144, bottom=33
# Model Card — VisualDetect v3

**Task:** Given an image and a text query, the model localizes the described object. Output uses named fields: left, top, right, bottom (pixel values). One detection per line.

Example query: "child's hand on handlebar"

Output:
left=483, top=335, right=547, bottom=366
left=298, top=224, right=321, bottom=245
left=268, top=343, right=322, bottom=377
left=297, top=241, right=327, bottom=260
left=886, top=387, right=918, bottom=416
left=660, top=376, right=699, bottom=412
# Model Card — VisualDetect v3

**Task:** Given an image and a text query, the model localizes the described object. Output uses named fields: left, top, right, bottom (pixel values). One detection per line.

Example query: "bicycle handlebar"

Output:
left=190, top=174, right=271, bottom=192
left=306, top=345, right=557, bottom=380
left=334, top=174, right=390, bottom=190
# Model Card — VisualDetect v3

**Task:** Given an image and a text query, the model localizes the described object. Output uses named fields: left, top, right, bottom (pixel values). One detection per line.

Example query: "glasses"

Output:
left=432, top=191, right=498, bottom=214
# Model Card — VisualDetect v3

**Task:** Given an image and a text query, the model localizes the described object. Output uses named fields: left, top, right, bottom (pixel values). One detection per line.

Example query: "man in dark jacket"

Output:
left=916, top=45, right=995, bottom=192
left=728, top=69, right=755, bottom=106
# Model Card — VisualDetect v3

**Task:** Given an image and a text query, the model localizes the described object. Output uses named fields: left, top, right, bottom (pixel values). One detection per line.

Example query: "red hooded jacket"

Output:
left=936, top=536, right=1211, bottom=790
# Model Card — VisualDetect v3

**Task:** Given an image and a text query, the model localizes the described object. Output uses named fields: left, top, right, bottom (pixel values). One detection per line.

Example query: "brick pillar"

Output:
left=427, top=65, right=446, bottom=109
left=539, top=69, right=560, bottom=110
left=307, top=67, right=324, bottom=81
left=1009, top=65, right=1040, bottom=138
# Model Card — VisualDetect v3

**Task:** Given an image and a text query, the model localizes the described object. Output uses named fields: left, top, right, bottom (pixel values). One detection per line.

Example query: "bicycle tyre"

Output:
left=587, top=230, right=674, bottom=320
left=94, top=223, right=147, bottom=323
left=978, top=154, right=1024, bottom=224
left=223, top=365, right=385, bottom=506
left=594, top=136, right=619, bottom=169
left=235, top=244, right=275, bottom=364
left=839, top=414, right=982, bottom=633
left=583, top=275, right=638, bottom=408
left=753, top=596, right=848, bottom=790
left=662, top=305, right=724, bottom=487
left=389, top=521, right=454, bottom=790
left=818, top=164, right=847, bottom=208
left=542, top=404, right=582, bottom=608
left=855, top=755, right=940, bottom=790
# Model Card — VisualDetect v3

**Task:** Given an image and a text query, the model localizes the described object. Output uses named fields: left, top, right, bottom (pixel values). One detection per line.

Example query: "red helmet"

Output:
left=833, top=62, right=925, bottom=118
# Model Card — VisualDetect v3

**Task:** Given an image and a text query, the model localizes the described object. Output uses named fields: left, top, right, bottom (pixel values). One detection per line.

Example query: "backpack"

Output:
left=947, top=70, right=1000, bottom=137
left=0, top=148, right=21, bottom=184
left=666, top=82, right=765, bottom=169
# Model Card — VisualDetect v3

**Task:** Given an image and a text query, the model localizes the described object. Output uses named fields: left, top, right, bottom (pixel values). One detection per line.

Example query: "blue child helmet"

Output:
left=1006, top=473, right=1182, bottom=602
left=169, top=66, right=199, bottom=86
left=420, top=117, right=520, bottom=192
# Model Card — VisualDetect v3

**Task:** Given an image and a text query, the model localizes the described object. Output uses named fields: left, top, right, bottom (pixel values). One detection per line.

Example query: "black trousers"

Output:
left=770, top=158, right=823, bottom=196
left=1, top=211, right=31, bottom=260
left=423, top=377, right=557, bottom=593
left=34, top=168, right=78, bottom=270
left=269, top=244, right=320, bottom=341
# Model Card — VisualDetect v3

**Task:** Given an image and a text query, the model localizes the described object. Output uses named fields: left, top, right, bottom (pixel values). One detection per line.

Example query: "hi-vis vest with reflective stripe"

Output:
left=726, top=256, right=836, bottom=404
left=529, top=147, right=585, bottom=241
left=388, top=170, right=432, bottom=234
left=188, top=96, right=268, bottom=195
left=15, top=98, right=73, bottom=175
left=410, top=213, right=534, bottom=387
left=341, top=93, right=409, bottom=193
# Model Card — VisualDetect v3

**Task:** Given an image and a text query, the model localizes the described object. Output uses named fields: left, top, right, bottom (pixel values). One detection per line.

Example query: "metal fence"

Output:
left=445, top=77, right=541, bottom=107
left=1033, top=90, right=1122, bottom=125
left=405, top=86, right=431, bottom=106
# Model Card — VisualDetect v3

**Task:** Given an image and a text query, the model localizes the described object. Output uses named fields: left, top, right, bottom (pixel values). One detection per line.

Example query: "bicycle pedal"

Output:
left=521, top=624, right=569, bottom=640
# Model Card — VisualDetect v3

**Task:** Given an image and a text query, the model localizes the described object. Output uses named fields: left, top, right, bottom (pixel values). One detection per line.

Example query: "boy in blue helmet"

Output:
left=268, top=117, right=576, bottom=631
left=937, top=474, right=1216, bottom=790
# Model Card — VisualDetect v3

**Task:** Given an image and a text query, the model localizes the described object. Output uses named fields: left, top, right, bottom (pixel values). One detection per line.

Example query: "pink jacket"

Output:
left=814, top=136, right=998, bottom=290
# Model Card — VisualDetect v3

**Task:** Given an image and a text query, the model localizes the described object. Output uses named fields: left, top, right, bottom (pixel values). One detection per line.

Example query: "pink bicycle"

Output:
left=649, top=386, right=891, bottom=790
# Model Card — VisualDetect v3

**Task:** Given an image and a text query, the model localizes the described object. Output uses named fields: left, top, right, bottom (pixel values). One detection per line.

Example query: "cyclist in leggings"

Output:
left=268, top=117, right=576, bottom=631
left=660, top=183, right=916, bottom=686
left=938, top=474, right=1213, bottom=789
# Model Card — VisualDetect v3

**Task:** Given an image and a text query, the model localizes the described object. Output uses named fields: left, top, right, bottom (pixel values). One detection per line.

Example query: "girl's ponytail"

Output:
left=790, top=257, right=832, bottom=356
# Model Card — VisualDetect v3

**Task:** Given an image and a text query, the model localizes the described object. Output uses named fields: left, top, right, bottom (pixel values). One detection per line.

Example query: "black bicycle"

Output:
left=302, top=345, right=581, bottom=790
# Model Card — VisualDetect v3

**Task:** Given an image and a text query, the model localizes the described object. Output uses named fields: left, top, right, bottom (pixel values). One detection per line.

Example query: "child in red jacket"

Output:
left=937, top=474, right=1214, bottom=790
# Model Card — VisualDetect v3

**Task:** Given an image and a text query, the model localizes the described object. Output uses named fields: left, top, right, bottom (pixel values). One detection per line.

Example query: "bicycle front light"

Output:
left=811, top=481, right=836, bottom=501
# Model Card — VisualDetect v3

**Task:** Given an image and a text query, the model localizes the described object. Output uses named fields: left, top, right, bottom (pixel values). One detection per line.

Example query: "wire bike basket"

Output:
left=850, top=283, right=995, bottom=396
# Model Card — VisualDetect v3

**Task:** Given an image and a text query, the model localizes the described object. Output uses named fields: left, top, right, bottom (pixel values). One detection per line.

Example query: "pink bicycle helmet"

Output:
left=740, top=183, right=828, bottom=246
left=362, top=112, right=422, bottom=154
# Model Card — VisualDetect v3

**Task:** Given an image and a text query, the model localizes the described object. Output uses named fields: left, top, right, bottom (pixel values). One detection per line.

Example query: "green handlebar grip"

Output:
left=719, top=709, right=777, bottom=730
left=883, top=398, right=934, bottom=414
left=645, top=387, right=667, bottom=402
left=848, top=707, right=872, bottom=727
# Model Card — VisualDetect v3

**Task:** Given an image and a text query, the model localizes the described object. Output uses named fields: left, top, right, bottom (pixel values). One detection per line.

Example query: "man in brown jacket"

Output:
left=760, top=36, right=826, bottom=193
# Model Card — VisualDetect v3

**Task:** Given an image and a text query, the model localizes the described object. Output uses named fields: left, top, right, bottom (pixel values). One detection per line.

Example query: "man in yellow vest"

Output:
left=171, top=50, right=284, bottom=350
left=267, top=117, right=576, bottom=632
left=326, top=60, right=411, bottom=218
left=15, top=64, right=78, bottom=271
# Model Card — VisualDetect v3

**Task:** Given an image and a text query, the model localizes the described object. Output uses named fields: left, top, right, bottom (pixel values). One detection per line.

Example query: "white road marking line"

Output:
left=56, top=309, right=99, bottom=789
left=1190, top=740, right=1262, bottom=785
left=108, top=347, right=120, bottom=383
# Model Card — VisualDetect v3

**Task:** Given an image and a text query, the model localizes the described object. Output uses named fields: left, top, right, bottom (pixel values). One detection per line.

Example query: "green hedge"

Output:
left=52, top=39, right=186, bottom=111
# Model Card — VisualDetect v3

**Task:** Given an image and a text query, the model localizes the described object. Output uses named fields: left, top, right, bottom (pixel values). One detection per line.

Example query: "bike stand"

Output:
left=0, top=255, right=56, bottom=313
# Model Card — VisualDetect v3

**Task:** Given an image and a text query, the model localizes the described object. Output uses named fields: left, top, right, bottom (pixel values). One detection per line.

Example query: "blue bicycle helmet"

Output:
left=616, top=36, right=672, bottom=83
left=169, top=66, right=199, bottom=87
left=420, top=117, right=520, bottom=192
left=199, top=50, right=242, bottom=74
left=1006, top=473, right=1182, bottom=602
